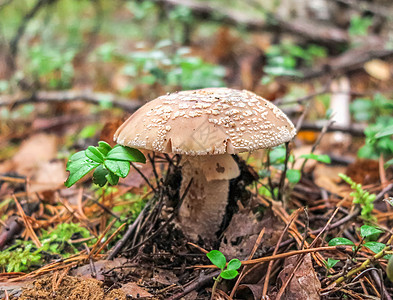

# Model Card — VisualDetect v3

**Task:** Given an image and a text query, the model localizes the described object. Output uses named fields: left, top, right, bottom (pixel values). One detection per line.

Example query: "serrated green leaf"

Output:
left=206, top=250, right=226, bottom=270
left=286, top=169, right=301, bottom=184
left=93, top=165, right=109, bottom=187
left=97, top=141, right=112, bottom=156
left=220, top=269, right=238, bottom=280
left=364, top=242, right=386, bottom=254
left=300, top=153, right=331, bottom=164
left=360, top=225, right=383, bottom=239
left=65, top=152, right=100, bottom=187
left=104, top=160, right=130, bottom=177
left=85, top=146, right=105, bottom=163
left=107, top=146, right=146, bottom=163
left=106, top=171, right=119, bottom=185
left=227, top=259, right=241, bottom=271
left=328, top=237, right=355, bottom=247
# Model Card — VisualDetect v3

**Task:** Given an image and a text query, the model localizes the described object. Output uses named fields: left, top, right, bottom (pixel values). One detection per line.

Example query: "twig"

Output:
left=261, top=209, right=301, bottom=299
left=168, top=270, right=221, bottom=300
left=12, top=194, right=41, bottom=248
left=84, top=244, right=97, bottom=278
left=334, top=244, right=393, bottom=285
left=156, top=0, right=350, bottom=45
left=107, top=201, right=151, bottom=260
left=130, top=162, right=157, bottom=193
left=277, top=142, right=290, bottom=201
left=0, top=90, right=141, bottom=112
left=126, top=179, right=193, bottom=252
left=230, top=227, right=266, bottom=298
left=9, top=0, right=57, bottom=55
left=194, top=246, right=348, bottom=269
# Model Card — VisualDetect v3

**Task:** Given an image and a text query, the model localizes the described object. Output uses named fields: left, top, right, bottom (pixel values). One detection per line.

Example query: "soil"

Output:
left=18, top=275, right=127, bottom=300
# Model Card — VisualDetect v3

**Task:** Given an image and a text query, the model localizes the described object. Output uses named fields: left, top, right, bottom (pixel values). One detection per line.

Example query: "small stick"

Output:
left=194, top=246, right=348, bottom=268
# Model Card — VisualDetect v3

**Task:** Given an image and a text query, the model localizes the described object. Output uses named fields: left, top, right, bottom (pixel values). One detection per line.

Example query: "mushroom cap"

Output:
left=114, top=88, right=296, bottom=155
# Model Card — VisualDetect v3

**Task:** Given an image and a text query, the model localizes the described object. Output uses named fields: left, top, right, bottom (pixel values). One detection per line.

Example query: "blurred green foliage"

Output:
left=0, top=223, right=92, bottom=273
left=262, top=42, right=326, bottom=82
left=351, top=94, right=393, bottom=160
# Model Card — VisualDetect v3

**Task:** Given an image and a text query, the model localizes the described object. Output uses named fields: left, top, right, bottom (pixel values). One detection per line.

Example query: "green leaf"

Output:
left=385, top=158, right=393, bottom=168
left=325, top=258, right=339, bottom=269
left=360, top=225, right=383, bottom=239
left=227, top=259, right=241, bottom=271
left=328, top=237, right=355, bottom=247
left=286, top=169, right=301, bottom=184
left=299, top=153, right=331, bottom=164
left=97, top=141, right=112, bottom=156
left=93, top=165, right=109, bottom=187
left=104, top=160, right=130, bottom=178
left=107, top=146, right=146, bottom=163
left=206, top=250, right=226, bottom=270
left=364, top=242, right=386, bottom=254
left=220, top=269, right=238, bottom=280
left=85, top=146, right=105, bottom=163
left=65, top=152, right=100, bottom=187
left=105, top=171, right=119, bottom=185
left=375, top=125, right=393, bottom=139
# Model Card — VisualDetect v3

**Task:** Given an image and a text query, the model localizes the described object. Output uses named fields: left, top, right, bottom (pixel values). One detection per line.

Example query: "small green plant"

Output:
left=262, top=42, right=326, bottom=83
left=122, top=42, right=226, bottom=92
left=206, top=250, right=241, bottom=298
left=65, top=141, right=146, bottom=187
left=0, top=242, right=42, bottom=273
left=324, top=258, right=340, bottom=271
left=0, top=222, right=94, bottom=272
left=348, top=15, right=373, bottom=37
left=350, top=94, right=393, bottom=161
left=339, top=173, right=376, bottom=221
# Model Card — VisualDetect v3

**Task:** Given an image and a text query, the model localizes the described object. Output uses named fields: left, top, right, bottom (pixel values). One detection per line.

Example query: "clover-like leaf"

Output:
left=85, top=146, right=105, bottom=163
left=360, top=225, right=383, bottom=239
left=65, top=151, right=100, bottom=187
left=364, top=242, right=386, bottom=254
left=104, top=160, right=130, bottom=178
left=227, top=259, right=241, bottom=271
left=220, top=269, right=238, bottom=280
left=328, top=237, right=355, bottom=247
left=105, top=171, right=119, bottom=185
left=107, top=145, right=146, bottom=163
left=97, top=141, right=112, bottom=156
left=207, top=250, right=226, bottom=270
left=93, top=165, right=109, bottom=187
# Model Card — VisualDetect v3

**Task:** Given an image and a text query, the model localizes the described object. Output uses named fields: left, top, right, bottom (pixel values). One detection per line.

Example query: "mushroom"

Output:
left=114, top=88, right=296, bottom=240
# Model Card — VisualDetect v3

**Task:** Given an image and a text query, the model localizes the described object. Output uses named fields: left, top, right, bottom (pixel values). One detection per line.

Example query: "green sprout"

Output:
left=65, top=141, right=146, bottom=187
left=206, top=250, right=241, bottom=298
left=339, top=173, right=376, bottom=221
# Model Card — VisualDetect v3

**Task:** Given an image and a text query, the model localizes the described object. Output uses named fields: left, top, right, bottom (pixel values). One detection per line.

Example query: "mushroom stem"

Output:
left=178, top=155, right=240, bottom=240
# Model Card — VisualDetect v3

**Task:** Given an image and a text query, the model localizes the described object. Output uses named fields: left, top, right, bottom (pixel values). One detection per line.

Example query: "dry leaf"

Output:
left=364, top=59, right=391, bottom=81
left=277, top=254, right=321, bottom=300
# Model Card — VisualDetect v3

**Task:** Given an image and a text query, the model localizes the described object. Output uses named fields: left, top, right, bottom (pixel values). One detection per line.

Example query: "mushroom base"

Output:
left=178, top=155, right=239, bottom=240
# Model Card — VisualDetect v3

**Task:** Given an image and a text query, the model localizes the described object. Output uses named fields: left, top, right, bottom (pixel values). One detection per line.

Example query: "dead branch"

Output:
left=299, top=122, right=365, bottom=137
left=9, top=0, right=58, bottom=56
left=0, top=90, right=142, bottom=112
left=156, top=0, right=350, bottom=45
left=301, top=47, right=393, bottom=80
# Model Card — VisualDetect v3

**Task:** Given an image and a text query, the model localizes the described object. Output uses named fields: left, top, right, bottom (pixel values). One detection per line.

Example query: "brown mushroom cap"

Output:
left=114, top=88, right=296, bottom=155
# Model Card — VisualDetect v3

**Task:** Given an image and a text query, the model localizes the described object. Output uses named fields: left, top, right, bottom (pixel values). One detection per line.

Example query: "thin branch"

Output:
left=0, top=90, right=142, bottom=112
left=9, top=0, right=57, bottom=56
